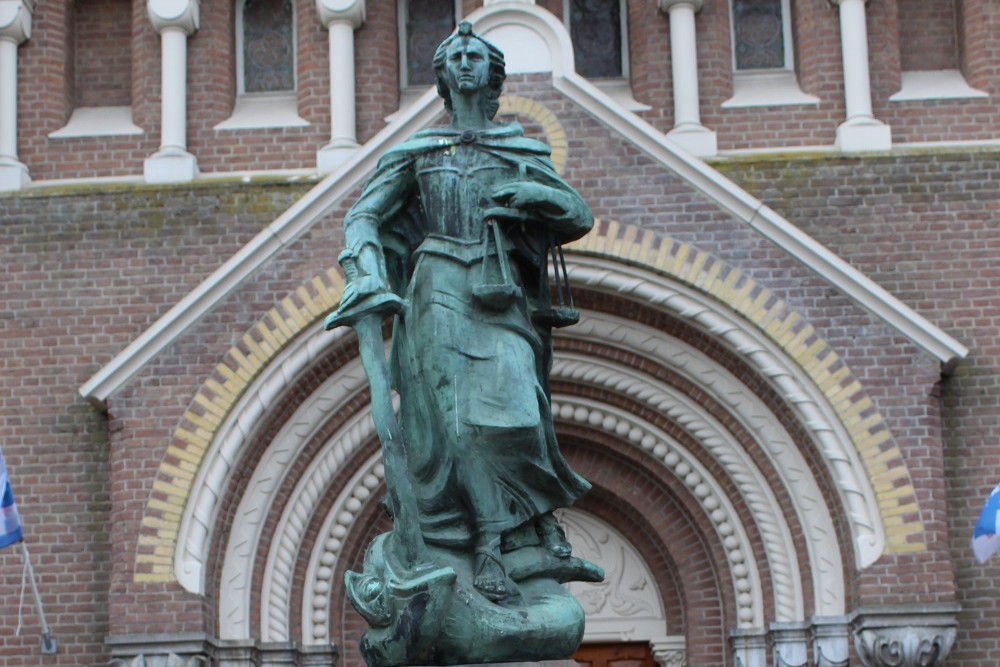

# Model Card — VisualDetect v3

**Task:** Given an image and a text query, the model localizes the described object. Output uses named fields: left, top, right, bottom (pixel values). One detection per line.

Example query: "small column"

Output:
left=315, top=0, right=365, bottom=174
left=771, top=621, right=809, bottom=667
left=0, top=0, right=34, bottom=191
left=658, top=0, right=716, bottom=158
left=830, top=0, right=890, bottom=152
left=730, top=628, right=767, bottom=667
left=144, top=0, right=199, bottom=183
left=811, top=615, right=850, bottom=667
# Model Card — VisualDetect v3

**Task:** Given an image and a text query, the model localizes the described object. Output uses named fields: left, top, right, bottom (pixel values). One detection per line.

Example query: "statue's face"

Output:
left=444, top=38, right=490, bottom=94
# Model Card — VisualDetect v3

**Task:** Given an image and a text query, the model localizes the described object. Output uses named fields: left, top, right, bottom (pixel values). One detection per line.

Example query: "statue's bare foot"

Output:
left=538, top=514, right=572, bottom=558
left=474, top=547, right=508, bottom=602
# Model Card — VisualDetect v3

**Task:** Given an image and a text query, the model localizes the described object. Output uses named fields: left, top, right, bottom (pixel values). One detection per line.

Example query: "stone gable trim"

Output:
left=134, top=267, right=345, bottom=583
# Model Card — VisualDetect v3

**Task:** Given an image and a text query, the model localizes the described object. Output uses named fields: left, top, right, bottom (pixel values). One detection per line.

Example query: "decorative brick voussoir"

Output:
left=135, top=267, right=346, bottom=582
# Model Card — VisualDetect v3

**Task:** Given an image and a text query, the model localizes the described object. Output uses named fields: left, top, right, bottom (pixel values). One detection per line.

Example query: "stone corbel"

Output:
left=315, top=0, right=365, bottom=173
left=147, top=0, right=199, bottom=35
left=852, top=604, right=959, bottom=667
left=0, top=0, right=33, bottom=43
left=657, top=0, right=703, bottom=12
left=315, top=0, right=363, bottom=29
left=0, top=0, right=35, bottom=191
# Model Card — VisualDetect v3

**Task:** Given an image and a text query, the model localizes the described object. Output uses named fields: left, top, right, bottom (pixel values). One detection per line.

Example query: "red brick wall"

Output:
left=11, top=0, right=1000, bottom=180
left=3, top=48, right=1000, bottom=667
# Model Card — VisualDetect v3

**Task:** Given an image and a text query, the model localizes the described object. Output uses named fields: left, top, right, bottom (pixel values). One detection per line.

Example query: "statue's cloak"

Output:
left=343, top=122, right=592, bottom=548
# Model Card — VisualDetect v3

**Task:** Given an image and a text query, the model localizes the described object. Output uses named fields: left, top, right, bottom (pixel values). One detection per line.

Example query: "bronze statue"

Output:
left=326, top=21, right=601, bottom=666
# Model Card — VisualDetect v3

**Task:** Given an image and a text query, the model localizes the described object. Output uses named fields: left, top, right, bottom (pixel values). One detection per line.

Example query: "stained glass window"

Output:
left=732, top=0, right=786, bottom=71
left=569, top=0, right=623, bottom=79
left=405, top=0, right=456, bottom=86
left=242, top=0, right=295, bottom=93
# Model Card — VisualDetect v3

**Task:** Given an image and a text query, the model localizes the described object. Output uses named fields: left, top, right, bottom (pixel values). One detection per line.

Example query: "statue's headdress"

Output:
left=433, top=21, right=506, bottom=120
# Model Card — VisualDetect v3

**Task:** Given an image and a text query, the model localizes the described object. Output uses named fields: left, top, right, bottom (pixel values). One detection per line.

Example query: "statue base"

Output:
left=410, top=662, right=580, bottom=667
left=347, top=533, right=603, bottom=667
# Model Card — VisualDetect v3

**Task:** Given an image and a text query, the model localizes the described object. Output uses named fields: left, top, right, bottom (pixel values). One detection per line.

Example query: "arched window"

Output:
left=722, top=0, right=817, bottom=108
left=50, top=0, right=143, bottom=138
left=218, top=0, right=306, bottom=130
left=400, top=0, right=458, bottom=89
left=238, top=0, right=295, bottom=94
left=731, top=0, right=791, bottom=73
left=565, top=0, right=627, bottom=80
left=890, top=0, right=986, bottom=102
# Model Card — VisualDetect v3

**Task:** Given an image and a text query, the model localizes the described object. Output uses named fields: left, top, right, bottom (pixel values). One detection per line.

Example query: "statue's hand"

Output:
left=492, top=182, right=562, bottom=214
left=340, top=275, right=387, bottom=310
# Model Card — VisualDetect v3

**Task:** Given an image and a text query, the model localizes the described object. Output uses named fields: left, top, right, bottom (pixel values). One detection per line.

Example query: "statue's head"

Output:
left=433, top=21, right=506, bottom=120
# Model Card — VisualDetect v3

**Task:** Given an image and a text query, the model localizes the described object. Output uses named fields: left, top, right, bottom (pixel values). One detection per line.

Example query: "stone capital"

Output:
left=658, top=0, right=703, bottom=14
left=0, top=0, right=35, bottom=44
left=147, top=0, right=199, bottom=35
left=315, top=0, right=364, bottom=30
left=649, top=636, right=686, bottom=667
left=852, top=604, right=959, bottom=667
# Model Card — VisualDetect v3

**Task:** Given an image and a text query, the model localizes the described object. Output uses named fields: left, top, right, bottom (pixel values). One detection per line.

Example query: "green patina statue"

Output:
left=326, top=21, right=603, bottom=666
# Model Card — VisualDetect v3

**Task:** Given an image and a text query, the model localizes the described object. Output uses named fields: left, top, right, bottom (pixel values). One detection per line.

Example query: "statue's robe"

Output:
left=344, top=122, right=593, bottom=548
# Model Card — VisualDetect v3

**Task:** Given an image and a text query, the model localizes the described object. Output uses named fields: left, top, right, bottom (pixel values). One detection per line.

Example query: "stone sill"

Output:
left=722, top=71, right=819, bottom=109
left=49, top=106, right=143, bottom=138
left=215, top=92, right=309, bottom=130
left=890, top=69, right=988, bottom=102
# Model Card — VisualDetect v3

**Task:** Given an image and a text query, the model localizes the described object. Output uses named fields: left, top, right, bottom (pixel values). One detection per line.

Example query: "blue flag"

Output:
left=973, top=481, right=1000, bottom=563
left=0, top=447, right=23, bottom=549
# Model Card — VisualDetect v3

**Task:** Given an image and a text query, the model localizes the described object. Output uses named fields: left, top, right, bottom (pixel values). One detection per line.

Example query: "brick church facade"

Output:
left=2, top=0, right=999, bottom=665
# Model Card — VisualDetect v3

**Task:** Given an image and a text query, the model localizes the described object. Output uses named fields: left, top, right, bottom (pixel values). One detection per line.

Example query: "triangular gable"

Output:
left=79, top=3, right=967, bottom=406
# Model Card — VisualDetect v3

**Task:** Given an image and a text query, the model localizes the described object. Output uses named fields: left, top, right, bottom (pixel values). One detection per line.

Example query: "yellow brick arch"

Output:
left=497, top=95, right=568, bottom=174
left=135, top=225, right=924, bottom=583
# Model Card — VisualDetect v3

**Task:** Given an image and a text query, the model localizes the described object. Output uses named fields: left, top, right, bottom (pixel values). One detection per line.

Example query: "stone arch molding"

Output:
left=136, top=225, right=927, bottom=642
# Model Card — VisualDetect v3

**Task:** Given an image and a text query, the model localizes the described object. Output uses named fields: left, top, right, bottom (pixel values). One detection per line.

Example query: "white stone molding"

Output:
left=315, top=0, right=365, bottom=173
left=144, top=0, right=200, bottom=183
left=657, top=0, right=717, bottom=158
left=554, top=355, right=804, bottom=624
left=174, top=322, right=353, bottom=594
left=79, top=2, right=965, bottom=404
left=215, top=348, right=369, bottom=639
left=558, top=509, right=669, bottom=642
left=300, top=453, right=384, bottom=644
left=199, top=303, right=866, bottom=645
left=287, top=391, right=764, bottom=641
left=829, top=0, right=891, bottom=152
left=564, top=257, right=883, bottom=572
left=0, top=0, right=34, bottom=191
left=182, top=262, right=884, bottom=642
left=256, top=407, right=380, bottom=643
left=650, top=636, right=686, bottom=667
